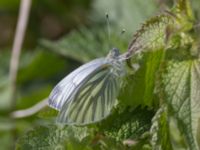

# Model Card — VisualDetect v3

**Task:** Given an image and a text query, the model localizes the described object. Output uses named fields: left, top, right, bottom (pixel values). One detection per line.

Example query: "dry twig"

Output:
left=9, top=0, right=32, bottom=108
left=11, top=98, right=48, bottom=118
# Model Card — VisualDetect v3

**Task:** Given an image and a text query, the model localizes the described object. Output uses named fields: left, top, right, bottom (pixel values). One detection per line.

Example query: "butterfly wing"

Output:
left=48, top=58, right=107, bottom=110
left=57, top=65, right=121, bottom=125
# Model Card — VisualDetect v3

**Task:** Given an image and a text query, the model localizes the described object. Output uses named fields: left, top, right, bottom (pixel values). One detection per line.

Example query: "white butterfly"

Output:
left=48, top=48, right=126, bottom=125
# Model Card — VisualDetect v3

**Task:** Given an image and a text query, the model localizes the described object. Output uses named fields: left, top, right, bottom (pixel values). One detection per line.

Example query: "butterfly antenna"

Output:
left=118, top=28, right=137, bottom=61
left=119, top=28, right=126, bottom=45
left=120, top=28, right=126, bottom=36
left=105, top=13, right=111, bottom=49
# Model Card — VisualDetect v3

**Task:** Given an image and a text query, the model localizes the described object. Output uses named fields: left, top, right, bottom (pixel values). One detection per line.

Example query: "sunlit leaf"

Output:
left=172, top=0, right=194, bottom=30
left=128, top=14, right=177, bottom=54
left=160, top=57, right=200, bottom=149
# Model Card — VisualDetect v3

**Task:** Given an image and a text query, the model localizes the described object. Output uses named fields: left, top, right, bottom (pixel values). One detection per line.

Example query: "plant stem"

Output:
left=9, top=0, right=32, bottom=149
left=11, top=99, right=48, bottom=118
left=9, top=0, right=32, bottom=109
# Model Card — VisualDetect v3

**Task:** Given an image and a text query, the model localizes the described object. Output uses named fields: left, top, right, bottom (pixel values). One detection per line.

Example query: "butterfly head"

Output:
left=107, top=48, right=120, bottom=59
left=106, top=48, right=126, bottom=77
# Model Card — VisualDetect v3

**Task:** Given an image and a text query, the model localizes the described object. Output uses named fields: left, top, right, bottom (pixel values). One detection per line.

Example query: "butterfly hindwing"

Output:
left=57, top=66, right=121, bottom=125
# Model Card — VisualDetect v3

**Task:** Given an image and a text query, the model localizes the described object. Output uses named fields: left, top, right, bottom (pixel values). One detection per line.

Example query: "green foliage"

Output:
left=41, top=27, right=129, bottom=63
left=160, top=54, right=200, bottom=149
left=41, top=0, right=159, bottom=63
left=16, top=125, right=125, bottom=150
left=99, top=107, right=154, bottom=141
left=127, top=15, right=175, bottom=52
left=90, top=0, right=158, bottom=33
left=119, top=50, right=165, bottom=108
left=150, top=106, right=173, bottom=150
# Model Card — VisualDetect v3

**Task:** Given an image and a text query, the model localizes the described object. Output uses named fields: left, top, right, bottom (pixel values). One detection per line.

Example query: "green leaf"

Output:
left=17, top=50, right=67, bottom=84
left=41, top=26, right=129, bottom=63
left=37, top=107, right=58, bottom=119
left=0, top=51, right=12, bottom=111
left=16, top=125, right=125, bottom=150
left=16, top=86, right=51, bottom=110
left=41, top=0, right=159, bottom=63
left=90, top=0, right=158, bottom=33
left=16, top=125, right=91, bottom=150
left=150, top=106, right=173, bottom=150
left=0, top=0, right=20, bottom=10
left=119, top=50, right=164, bottom=107
left=98, top=107, right=154, bottom=141
left=191, top=0, right=200, bottom=22
left=0, top=79, right=12, bottom=111
left=127, top=14, right=177, bottom=54
left=160, top=57, right=200, bottom=149
left=172, top=0, right=194, bottom=27
left=0, top=130, right=12, bottom=150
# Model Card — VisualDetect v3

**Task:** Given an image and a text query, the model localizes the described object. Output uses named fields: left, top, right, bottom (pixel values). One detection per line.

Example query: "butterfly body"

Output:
left=48, top=48, right=125, bottom=125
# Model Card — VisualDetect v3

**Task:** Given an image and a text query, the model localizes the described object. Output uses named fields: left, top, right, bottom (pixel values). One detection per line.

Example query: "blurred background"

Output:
left=0, top=0, right=200, bottom=149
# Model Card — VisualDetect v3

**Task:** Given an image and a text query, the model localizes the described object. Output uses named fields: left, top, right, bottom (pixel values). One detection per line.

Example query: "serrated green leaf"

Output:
left=16, top=125, right=92, bottom=150
left=16, top=125, right=126, bottom=150
left=128, top=15, right=176, bottom=54
left=161, top=58, right=200, bottom=150
left=98, top=107, right=154, bottom=141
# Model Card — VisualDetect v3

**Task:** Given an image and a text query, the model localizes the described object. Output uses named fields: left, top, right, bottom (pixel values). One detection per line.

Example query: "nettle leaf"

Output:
left=41, top=26, right=128, bottom=63
left=119, top=49, right=164, bottom=107
left=127, top=14, right=177, bottom=54
left=16, top=125, right=93, bottom=150
left=98, top=107, right=154, bottom=141
left=160, top=57, right=200, bottom=149
left=127, top=0, right=195, bottom=56
left=16, top=125, right=126, bottom=150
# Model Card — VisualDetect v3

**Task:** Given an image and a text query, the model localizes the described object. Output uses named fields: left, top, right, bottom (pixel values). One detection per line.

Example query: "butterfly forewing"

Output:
left=48, top=58, right=108, bottom=110
left=57, top=65, right=121, bottom=125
